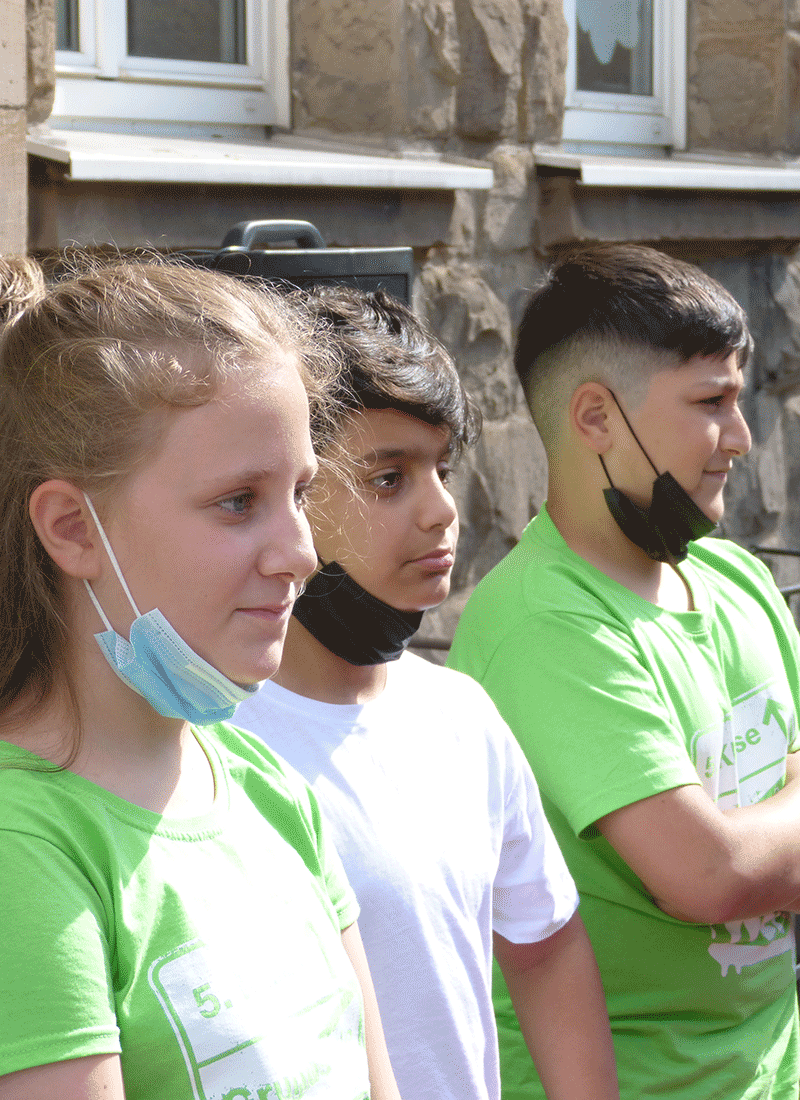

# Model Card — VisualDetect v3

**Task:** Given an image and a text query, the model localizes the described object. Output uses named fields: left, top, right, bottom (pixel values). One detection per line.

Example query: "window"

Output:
left=562, top=0, right=686, bottom=154
left=53, top=0, right=289, bottom=131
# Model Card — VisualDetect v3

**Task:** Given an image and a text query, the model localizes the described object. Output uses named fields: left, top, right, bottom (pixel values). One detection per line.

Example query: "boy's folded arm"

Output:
left=597, top=755, right=800, bottom=924
left=493, top=912, right=619, bottom=1100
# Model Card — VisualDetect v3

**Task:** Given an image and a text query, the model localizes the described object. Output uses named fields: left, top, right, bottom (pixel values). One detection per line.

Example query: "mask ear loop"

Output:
left=607, top=389, right=661, bottom=477
left=82, top=493, right=143, bottom=629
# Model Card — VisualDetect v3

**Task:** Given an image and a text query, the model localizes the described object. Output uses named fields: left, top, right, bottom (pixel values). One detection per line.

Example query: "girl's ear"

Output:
left=29, top=481, right=103, bottom=579
left=570, top=382, right=616, bottom=455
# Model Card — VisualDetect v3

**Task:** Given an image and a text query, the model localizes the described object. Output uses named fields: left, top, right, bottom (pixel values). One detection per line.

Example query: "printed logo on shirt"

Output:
left=708, top=913, right=794, bottom=977
left=148, top=934, right=366, bottom=1100
left=689, top=678, right=796, bottom=977
left=690, top=679, right=794, bottom=811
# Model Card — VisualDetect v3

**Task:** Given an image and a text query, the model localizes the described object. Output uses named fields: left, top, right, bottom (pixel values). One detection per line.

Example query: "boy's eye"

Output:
left=217, top=491, right=253, bottom=516
left=438, top=464, right=452, bottom=485
left=368, top=470, right=401, bottom=492
left=699, top=395, right=724, bottom=407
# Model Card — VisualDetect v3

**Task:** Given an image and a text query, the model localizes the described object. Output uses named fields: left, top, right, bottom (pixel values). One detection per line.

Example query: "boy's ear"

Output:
left=570, top=382, right=615, bottom=454
left=28, top=480, right=103, bottom=579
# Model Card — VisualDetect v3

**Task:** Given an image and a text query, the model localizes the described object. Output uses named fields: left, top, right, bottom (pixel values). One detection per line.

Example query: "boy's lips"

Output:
left=408, top=546, right=455, bottom=570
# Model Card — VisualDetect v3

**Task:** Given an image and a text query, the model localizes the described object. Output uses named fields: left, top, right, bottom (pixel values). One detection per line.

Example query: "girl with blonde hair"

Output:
left=0, top=258, right=400, bottom=1100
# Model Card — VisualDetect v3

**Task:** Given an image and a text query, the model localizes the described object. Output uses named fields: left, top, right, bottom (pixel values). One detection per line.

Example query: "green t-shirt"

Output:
left=449, top=506, right=800, bottom=1100
left=0, top=722, right=368, bottom=1100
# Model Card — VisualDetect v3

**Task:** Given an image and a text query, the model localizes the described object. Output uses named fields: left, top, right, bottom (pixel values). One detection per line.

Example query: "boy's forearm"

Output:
left=340, top=923, right=403, bottom=1100
left=493, top=914, right=619, bottom=1100
left=598, top=752, right=800, bottom=925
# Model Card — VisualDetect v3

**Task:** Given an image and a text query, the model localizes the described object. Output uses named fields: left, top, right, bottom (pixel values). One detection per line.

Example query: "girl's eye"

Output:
left=438, top=464, right=453, bottom=485
left=294, top=482, right=311, bottom=509
left=217, top=491, right=253, bottom=517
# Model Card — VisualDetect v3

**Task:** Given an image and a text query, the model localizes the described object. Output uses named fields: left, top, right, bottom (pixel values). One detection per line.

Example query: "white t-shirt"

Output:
left=235, top=652, right=576, bottom=1100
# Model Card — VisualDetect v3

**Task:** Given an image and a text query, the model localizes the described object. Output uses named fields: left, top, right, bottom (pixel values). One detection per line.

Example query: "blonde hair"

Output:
left=0, top=258, right=339, bottom=720
left=0, top=256, right=46, bottom=325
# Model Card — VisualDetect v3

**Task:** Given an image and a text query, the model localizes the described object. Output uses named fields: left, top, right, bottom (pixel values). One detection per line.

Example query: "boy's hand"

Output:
left=493, top=913, right=619, bottom=1100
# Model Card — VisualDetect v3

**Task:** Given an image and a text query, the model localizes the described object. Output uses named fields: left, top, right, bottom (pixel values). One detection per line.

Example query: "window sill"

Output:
left=28, top=129, right=494, bottom=191
left=534, top=145, right=800, bottom=191
left=533, top=145, right=800, bottom=252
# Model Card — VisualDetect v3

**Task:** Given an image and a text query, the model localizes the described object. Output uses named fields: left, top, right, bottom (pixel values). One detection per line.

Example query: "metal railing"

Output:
left=749, top=545, right=800, bottom=607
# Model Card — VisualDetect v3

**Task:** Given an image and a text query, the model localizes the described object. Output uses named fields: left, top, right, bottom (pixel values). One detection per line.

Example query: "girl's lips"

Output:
left=237, top=603, right=293, bottom=620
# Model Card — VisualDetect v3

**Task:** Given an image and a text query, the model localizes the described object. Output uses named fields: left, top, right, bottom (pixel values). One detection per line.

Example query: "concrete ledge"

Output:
left=534, top=145, right=800, bottom=191
left=27, top=128, right=494, bottom=191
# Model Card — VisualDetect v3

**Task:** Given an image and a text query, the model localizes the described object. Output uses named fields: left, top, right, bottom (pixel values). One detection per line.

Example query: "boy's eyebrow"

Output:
left=693, top=376, right=742, bottom=391
left=361, top=448, right=407, bottom=462
left=358, top=445, right=453, bottom=464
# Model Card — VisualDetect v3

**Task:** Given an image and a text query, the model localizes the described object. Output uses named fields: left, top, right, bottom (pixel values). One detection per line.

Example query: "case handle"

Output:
left=219, top=220, right=326, bottom=251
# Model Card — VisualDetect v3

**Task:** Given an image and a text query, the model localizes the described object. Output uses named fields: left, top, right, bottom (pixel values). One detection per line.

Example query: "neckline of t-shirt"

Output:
left=252, top=657, right=413, bottom=719
left=0, top=727, right=230, bottom=839
left=532, top=504, right=713, bottom=629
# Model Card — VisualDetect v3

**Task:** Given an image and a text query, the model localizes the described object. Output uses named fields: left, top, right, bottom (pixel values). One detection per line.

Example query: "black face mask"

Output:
left=292, top=562, right=423, bottom=666
left=600, top=393, right=717, bottom=564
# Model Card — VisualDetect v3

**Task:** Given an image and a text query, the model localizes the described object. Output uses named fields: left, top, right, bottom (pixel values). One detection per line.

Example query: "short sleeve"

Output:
left=219, top=722, right=360, bottom=931
left=0, top=829, right=120, bottom=1076
left=311, top=799, right=361, bottom=931
left=492, top=723, right=579, bottom=944
left=480, top=611, right=702, bottom=838
left=257, top=742, right=361, bottom=931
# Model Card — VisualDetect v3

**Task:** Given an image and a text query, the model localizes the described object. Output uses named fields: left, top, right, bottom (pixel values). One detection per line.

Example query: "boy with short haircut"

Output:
left=449, top=244, right=800, bottom=1100
left=235, top=285, right=619, bottom=1100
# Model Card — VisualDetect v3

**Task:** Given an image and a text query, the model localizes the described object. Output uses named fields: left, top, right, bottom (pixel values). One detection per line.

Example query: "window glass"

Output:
left=576, top=0, right=653, bottom=96
left=126, top=0, right=246, bottom=63
left=56, top=0, right=80, bottom=51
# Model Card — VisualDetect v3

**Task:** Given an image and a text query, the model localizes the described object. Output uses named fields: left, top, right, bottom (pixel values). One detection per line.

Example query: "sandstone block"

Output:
left=446, top=187, right=478, bottom=254
left=292, top=0, right=404, bottom=132
left=420, top=261, right=517, bottom=418
left=0, top=107, right=27, bottom=253
left=755, top=390, right=788, bottom=516
left=690, top=45, right=780, bottom=152
left=518, top=0, right=567, bottom=143
left=787, top=31, right=800, bottom=152
left=482, top=144, right=535, bottom=253
left=27, top=0, right=54, bottom=124
left=453, top=0, right=522, bottom=139
left=406, top=0, right=459, bottom=136
left=1, top=0, right=26, bottom=108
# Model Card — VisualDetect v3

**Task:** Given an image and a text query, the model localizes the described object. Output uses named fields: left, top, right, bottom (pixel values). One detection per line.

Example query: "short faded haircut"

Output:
left=514, top=244, right=752, bottom=451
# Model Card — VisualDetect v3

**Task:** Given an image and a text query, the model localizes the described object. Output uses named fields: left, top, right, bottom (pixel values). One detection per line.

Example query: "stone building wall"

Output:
left=292, top=0, right=800, bottom=646
left=1, top=0, right=30, bottom=254
left=19, top=0, right=800, bottom=637
left=688, top=0, right=800, bottom=155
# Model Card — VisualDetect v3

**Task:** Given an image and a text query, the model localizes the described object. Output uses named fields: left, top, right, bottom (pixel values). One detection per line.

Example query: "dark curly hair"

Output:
left=293, top=285, right=481, bottom=460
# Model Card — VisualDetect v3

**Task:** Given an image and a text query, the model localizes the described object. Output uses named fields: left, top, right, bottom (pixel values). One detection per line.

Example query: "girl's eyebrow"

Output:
left=199, top=463, right=319, bottom=491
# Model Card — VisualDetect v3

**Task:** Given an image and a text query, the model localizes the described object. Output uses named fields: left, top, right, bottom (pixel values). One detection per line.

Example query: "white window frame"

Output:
left=53, top=0, right=289, bottom=130
left=562, top=0, right=686, bottom=154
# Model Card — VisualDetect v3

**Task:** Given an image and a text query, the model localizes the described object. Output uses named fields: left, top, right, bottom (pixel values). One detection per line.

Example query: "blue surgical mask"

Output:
left=83, top=495, right=259, bottom=725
